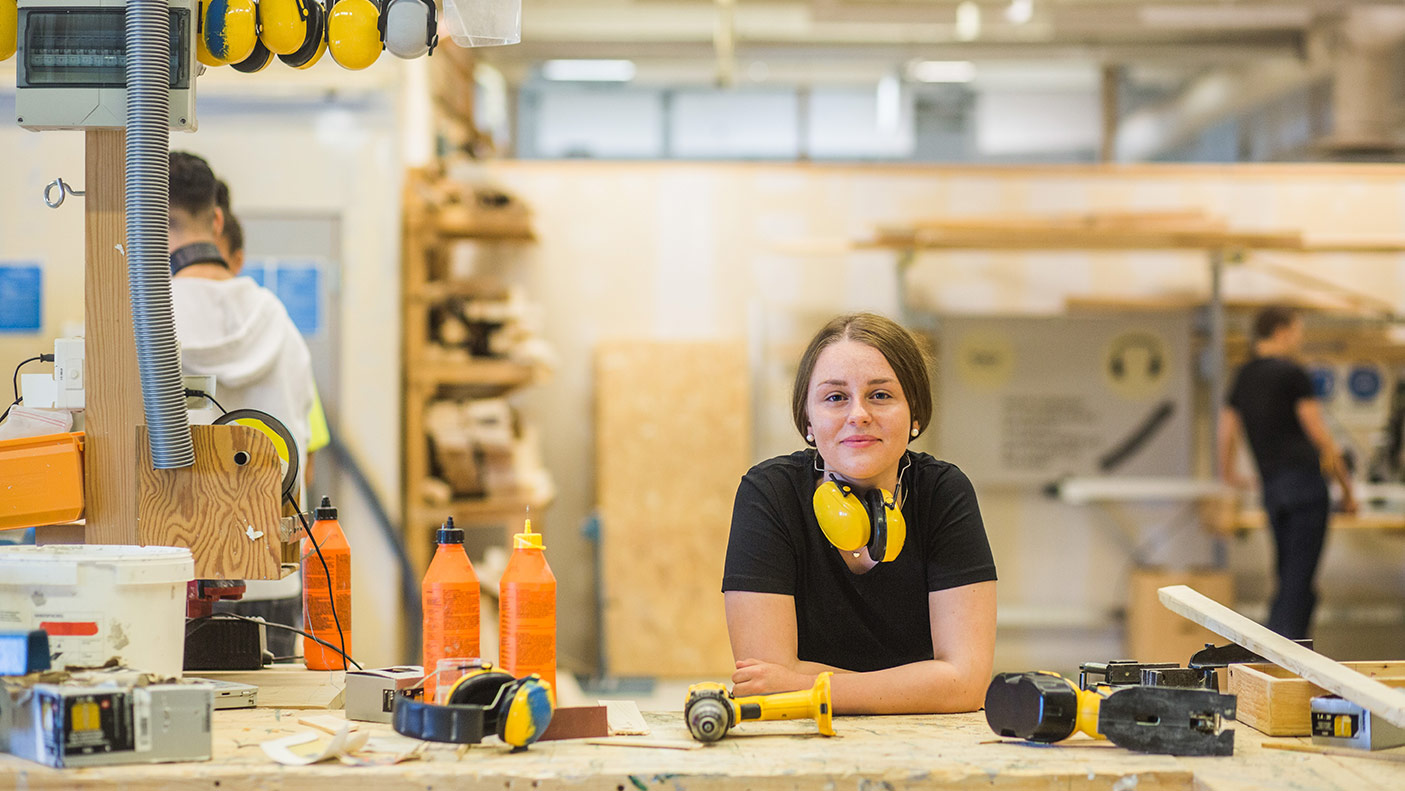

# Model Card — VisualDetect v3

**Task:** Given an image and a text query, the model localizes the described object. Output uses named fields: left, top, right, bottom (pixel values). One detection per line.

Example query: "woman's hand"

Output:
left=731, top=658, right=814, bottom=696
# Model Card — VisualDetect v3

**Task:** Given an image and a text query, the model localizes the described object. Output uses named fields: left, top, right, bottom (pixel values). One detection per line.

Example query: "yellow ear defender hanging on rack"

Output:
left=327, top=0, right=381, bottom=70
left=2, top=0, right=20, bottom=62
left=231, top=34, right=274, bottom=72
left=813, top=481, right=905, bottom=563
left=202, top=0, right=259, bottom=64
left=381, top=0, right=436, bottom=59
left=259, top=0, right=310, bottom=55
left=278, top=0, right=327, bottom=69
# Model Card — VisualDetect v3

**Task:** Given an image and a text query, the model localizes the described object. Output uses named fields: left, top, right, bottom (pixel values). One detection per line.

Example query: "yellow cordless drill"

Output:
left=684, top=672, right=835, bottom=742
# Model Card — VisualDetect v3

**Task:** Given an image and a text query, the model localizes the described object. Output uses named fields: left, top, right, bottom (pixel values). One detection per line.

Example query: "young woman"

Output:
left=722, top=313, right=996, bottom=714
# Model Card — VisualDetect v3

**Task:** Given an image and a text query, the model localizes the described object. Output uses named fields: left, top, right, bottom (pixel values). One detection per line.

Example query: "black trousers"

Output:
left=1261, top=467, right=1331, bottom=640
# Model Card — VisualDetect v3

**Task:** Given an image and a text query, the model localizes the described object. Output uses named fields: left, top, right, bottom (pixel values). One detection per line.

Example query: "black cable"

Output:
left=295, top=506, right=350, bottom=670
left=188, top=613, right=362, bottom=670
left=184, top=387, right=228, bottom=415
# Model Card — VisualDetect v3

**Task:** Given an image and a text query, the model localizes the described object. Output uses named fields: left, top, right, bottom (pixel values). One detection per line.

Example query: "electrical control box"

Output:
left=14, top=0, right=198, bottom=131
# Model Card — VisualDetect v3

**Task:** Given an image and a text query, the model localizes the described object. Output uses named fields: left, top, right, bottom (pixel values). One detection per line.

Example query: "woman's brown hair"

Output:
left=791, top=313, right=933, bottom=445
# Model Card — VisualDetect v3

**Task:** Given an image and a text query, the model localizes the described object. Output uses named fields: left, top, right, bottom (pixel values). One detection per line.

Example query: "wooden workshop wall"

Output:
left=595, top=341, right=749, bottom=677
left=484, top=161, right=1405, bottom=677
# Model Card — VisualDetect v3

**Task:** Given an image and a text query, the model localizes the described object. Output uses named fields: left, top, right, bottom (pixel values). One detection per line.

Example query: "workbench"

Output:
left=2, top=708, right=1402, bottom=791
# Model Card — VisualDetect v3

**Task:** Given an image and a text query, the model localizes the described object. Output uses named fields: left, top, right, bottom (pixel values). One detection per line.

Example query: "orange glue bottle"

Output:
left=303, top=496, right=352, bottom=670
left=421, top=517, right=481, bottom=702
left=498, top=518, right=556, bottom=697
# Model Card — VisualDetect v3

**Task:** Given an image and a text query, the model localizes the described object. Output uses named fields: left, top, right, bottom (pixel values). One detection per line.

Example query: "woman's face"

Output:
left=806, top=339, right=917, bottom=491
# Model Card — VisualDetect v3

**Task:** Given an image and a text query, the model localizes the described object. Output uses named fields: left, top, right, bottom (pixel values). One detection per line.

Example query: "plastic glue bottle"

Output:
left=303, top=495, right=352, bottom=670
left=422, top=517, right=480, bottom=702
left=498, top=517, right=556, bottom=697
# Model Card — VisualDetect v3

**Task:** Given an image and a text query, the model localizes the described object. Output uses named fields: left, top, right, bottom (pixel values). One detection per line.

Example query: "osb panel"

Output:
left=596, top=341, right=749, bottom=677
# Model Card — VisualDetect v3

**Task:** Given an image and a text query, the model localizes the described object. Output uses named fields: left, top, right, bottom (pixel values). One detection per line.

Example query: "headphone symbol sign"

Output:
left=1104, top=331, right=1168, bottom=400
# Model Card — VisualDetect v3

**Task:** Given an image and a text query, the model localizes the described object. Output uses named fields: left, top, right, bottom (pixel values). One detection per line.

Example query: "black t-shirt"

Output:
left=721, top=450, right=997, bottom=673
left=1227, top=356, right=1319, bottom=479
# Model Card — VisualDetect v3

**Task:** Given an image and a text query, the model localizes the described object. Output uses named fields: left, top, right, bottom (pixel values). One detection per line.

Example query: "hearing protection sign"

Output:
left=939, top=316, right=1191, bottom=485
left=0, top=264, right=43, bottom=332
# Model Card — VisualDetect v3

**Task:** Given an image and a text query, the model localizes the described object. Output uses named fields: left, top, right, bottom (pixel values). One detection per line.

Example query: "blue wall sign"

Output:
left=0, top=264, right=42, bottom=333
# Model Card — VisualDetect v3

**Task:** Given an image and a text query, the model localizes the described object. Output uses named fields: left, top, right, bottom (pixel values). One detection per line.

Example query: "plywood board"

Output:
left=1159, top=585, right=1405, bottom=728
left=138, top=424, right=283, bottom=580
left=596, top=342, right=749, bottom=677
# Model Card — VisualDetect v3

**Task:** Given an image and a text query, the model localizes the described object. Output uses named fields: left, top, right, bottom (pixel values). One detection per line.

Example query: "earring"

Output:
left=911, top=427, right=919, bottom=437
left=806, top=433, right=815, bottom=443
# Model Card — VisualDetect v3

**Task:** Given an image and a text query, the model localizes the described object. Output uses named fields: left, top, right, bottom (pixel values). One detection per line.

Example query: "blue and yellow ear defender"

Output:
left=199, top=0, right=259, bottom=66
left=813, top=479, right=906, bottom=563
left=392, top=663, right=555, bottom=750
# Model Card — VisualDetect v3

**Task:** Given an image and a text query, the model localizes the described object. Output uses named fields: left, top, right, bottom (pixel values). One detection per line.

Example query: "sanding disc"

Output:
left=214, top=408, right=299, bottom=501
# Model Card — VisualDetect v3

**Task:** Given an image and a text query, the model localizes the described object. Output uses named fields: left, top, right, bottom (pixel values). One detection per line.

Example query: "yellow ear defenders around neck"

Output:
left=259, top=0, right=311, bottom=55
left=382, top=0, right=437, bottom=59
left=200, top=0, right=259, bottom=65
left=813, top=479, right=906, bottom=563
left=278, top=0, right=327, bottom=69
left=393, top=664, right=555, bottom=749
left=327, top=0, right=381, bottom=70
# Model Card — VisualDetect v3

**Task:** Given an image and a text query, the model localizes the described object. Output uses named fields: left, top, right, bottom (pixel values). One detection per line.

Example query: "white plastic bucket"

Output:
left=0, top=545, right=194, bottom=678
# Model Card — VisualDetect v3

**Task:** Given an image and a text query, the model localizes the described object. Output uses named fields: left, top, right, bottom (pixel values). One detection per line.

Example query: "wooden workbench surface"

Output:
left=2, top=708, right=1402, bottom=791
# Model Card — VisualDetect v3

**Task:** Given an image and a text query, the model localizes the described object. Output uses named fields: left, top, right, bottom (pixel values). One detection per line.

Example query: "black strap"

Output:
left=392, top=694, right=488, bottom=743
left=170, top=242, right=229, bottom=276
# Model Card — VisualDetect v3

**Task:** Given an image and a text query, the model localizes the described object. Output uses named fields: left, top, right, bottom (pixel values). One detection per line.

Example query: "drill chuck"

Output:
left=686, top=696, right=733, bottom=742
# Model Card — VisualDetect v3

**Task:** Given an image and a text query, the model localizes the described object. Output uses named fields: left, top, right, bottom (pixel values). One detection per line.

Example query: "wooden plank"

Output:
left=596, top=342, right=749, bottom=677
left=1158, top=585, right=1405, bottom=728
left=83, top=129, right=142, bottom=544
left=137, top=424, right=282, bottom=580
left=863, top=226, right=1306, bottom=251
left=1230, top=662, right=1405, bottom=736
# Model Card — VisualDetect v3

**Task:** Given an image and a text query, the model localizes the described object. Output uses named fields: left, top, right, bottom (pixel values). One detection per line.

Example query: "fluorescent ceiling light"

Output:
left=956, top=1, right=981, bottom=42
left=541, top=60, right=637, bottom=82
left=907, top=60, right=976, bottom=84
left=1005, top=0, right=1033, bottom=25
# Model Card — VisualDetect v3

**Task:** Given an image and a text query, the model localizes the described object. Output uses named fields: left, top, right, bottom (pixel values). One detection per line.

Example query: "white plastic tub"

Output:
left=0, top=545, right=194, bottom=677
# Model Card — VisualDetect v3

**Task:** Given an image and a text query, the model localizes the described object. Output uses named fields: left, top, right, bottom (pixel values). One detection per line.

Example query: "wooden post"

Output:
left=82, top=129, right=143, bottom=544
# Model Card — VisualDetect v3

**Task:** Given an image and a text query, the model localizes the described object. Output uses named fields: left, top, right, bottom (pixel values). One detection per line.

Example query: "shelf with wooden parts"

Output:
left=401, top=167, right=551, bottom=577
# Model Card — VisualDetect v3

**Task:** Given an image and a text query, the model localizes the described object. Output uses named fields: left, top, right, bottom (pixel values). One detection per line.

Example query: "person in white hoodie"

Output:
left=168, top=151, right=316, bottom=477
left=169, top=151, right=317, bottom=655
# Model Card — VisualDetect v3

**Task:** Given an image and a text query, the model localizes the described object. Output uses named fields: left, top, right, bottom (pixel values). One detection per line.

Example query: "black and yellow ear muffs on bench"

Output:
left=813, top=480, right=906, bottom=563
left=393, top=664, right=554, bottom=749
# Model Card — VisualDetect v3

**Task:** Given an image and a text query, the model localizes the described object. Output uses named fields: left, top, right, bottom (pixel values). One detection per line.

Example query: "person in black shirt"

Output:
left=1219, top=305, right=1356, bottom=639
left=723, top=313, right=997, bottom=714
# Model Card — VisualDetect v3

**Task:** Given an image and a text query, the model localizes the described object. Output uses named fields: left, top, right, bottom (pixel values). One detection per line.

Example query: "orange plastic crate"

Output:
left=0, top=432, right=85, bottom=530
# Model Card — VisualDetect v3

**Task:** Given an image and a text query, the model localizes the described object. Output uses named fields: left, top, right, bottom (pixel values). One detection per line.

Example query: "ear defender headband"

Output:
left=392, top=664, right=554, bottom=749
left=811, top=455, right=909, bottom=563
